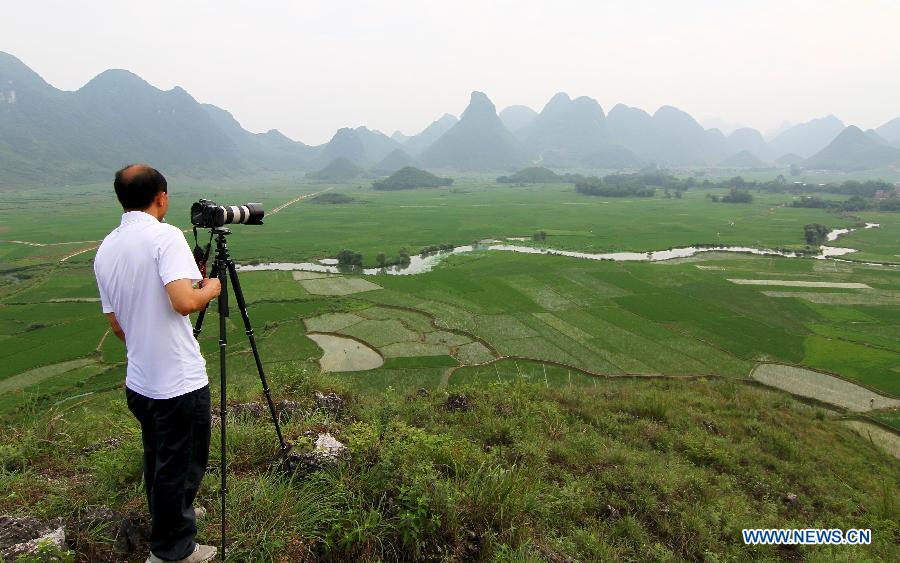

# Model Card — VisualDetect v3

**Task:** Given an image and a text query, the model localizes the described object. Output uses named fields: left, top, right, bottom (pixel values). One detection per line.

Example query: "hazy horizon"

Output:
left=3, top=0, right=898, bottom=144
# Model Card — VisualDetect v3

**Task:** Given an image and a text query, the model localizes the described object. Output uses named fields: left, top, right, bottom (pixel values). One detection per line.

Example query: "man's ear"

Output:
left=155, top=190, right=168, bottom=207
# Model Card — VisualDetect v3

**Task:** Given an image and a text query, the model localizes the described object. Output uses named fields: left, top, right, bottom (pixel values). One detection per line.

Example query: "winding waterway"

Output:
left=236, top=223, right=891, bottom=275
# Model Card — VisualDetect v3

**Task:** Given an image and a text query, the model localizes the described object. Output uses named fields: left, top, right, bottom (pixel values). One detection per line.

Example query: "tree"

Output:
left=532, top=231, right=547, bottom=241
left=804, top=224, right=830, bottom=245
left=376, top=252, right=387, bottom=267
left=336, top=249, right=363, bottom=266
left=719, top=188, right=753, bottom=203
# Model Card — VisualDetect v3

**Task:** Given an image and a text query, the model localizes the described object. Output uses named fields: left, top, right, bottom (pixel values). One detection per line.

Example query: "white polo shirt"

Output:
left=94, top=211, right=208, bottom=399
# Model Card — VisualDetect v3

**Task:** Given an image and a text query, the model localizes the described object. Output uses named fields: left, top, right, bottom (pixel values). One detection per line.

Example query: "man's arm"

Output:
left=165, top=277, right=221, bottom=316
left=105, top=312, right=126, bottom=343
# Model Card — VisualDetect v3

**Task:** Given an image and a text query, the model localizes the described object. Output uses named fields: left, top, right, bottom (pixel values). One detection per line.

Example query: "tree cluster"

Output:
left=372, top=167, right=452, bottom=190
left=789, top=194, right=898, bottom=212
left=496, top=167, right=585, bottom=185
left=804, top=224, right=830, bottom=245
left=419, top=244, right=456, bottom=255
left=375, top=248, right=411, bottom=268
left=575, top=176, right=656, bottom=197
left=336, top=249, right=363, bottom=266
left=717, top=188, right=753, bottom=204
left=309, top=192, right=356, bottom=204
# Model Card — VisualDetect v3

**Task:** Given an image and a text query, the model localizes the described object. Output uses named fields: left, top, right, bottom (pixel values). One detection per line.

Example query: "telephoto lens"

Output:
left=191, top=199, right=264, bottom=228
left=215, top=203, right=264, bottom=226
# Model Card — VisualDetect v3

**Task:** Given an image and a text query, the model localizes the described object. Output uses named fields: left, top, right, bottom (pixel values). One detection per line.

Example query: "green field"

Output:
left=1, top=175, right=898, bottom=559
left=2, top=177, right=898, bottom=411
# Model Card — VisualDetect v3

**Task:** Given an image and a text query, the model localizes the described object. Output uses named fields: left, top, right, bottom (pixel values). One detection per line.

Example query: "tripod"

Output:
left=192, top=227, right=291, bottom=561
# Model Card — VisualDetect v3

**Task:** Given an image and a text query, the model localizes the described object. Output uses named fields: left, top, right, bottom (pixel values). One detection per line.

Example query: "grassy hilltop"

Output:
left=1, top=363, right=898, bottom=561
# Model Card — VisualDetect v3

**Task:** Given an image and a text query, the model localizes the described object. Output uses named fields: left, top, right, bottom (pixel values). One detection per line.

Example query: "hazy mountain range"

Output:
left=1, top=51, right=899, bottom=186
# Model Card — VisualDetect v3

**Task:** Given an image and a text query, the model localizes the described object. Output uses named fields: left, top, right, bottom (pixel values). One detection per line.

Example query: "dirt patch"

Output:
left=308, top=333, right=383, bottom=372
left=728, top=279, right=871, bottom=289
left=751, top=364, right=899, bottom=412
left=843, top=420, right=900, bottom=459
left=299, top=276, right=382, bottom=296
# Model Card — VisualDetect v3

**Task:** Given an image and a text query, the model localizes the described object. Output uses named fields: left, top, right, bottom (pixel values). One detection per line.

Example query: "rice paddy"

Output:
left=750, top=363, right=900, bottom=412
left=306, top=333, right=383, bottom=372
left=1, top=177, right=898, bottom=435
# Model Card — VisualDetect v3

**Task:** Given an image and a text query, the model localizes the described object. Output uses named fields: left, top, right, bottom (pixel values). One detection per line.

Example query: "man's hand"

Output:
left=165, top=277, right=222, bottom=316
left=200, top=277, right=221, bottom=297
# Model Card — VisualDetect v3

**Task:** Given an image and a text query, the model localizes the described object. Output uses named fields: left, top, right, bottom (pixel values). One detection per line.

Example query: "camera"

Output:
left=191, top=199, right=264, bottom=228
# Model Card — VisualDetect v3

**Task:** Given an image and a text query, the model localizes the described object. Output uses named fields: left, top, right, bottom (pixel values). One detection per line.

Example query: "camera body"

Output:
left=191, top=199, right=264, bottom=228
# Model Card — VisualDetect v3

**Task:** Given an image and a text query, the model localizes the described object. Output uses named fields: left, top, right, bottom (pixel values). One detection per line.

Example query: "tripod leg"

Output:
left=217, top=263, right=228, bottom=561
left=193, top=261, right=221, bottom=339
left=225, top=260, right=291, bottom=460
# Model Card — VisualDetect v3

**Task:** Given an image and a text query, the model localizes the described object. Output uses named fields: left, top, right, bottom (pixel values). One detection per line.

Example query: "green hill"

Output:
left=498, top=104, right=537, bottom=132
left=804, top=126, right=900, bottom=171
left=718, top=150, right=767, bottom=169
left=0, top=51, right=313, bottom=186
left=422, top=92, right=526, bottom=170
left=518, top=93, right=611, bottom=166
left=775, top=153, right=804, bottom=166
left=727, top=128, right=771, bottom=160
left=581, top=145, right=643, bottom=169
left=876, top=116, right=900, bottom=145
left=651, top=105, right=728, bottom=165
left=497, top=166, right=561, bottom=184
left=306, top=156, right=363, bottom=181
left=770, top=115, right=845, bottom=158
left=1, top=368, right=897, bottom=561
left=372, top=148, right=418, bottom=174
left=372, top=166, right=452, bottom=190
left=403, top=114, right=458, bottom=155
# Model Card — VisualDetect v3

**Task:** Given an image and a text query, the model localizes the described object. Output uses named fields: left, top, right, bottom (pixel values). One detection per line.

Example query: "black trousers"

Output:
left=126, top=385, right=211, bottom=561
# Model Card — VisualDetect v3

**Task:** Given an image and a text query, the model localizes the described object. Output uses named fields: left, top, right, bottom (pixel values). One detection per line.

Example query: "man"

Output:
left=93, top=164, right=221, bottom=563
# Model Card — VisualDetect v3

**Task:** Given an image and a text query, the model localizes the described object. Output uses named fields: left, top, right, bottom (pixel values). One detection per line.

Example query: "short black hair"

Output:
left=114, top=164, right=167, bottom=210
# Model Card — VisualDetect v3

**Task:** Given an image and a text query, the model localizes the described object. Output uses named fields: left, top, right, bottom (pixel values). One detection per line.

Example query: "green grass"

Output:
left=803, top=336, right=900, bottom=395
left=2, top=176, right=899, bottom=560
left=1, top=366, right=897, bottom=561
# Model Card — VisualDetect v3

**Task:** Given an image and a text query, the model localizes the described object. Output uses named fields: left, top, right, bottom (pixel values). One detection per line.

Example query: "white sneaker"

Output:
left=146, top=543, right=217, bottom=563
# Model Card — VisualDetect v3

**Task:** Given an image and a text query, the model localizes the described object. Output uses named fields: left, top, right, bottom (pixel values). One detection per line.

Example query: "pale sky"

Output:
left=3, top=0, right=898, bottom=144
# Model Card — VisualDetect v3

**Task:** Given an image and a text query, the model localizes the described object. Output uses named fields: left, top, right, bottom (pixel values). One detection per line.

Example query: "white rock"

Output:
left=314, top=433, right=346, bottom=458
left=8, top=527, right=66, bottom=558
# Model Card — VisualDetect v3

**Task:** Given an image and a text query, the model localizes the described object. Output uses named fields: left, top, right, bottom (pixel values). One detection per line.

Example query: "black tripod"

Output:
left=192, top=227, right=291, bottom=561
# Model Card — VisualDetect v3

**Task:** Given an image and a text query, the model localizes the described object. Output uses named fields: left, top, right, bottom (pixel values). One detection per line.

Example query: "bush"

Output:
left=336, top=249, right=363, bottom=266
left=804, top=223, right=830, bottom=245
left=719, top=188, right=753, bottom=203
